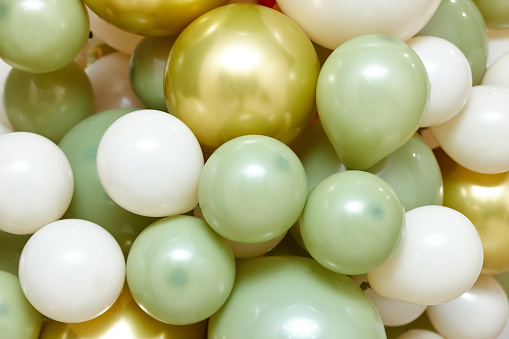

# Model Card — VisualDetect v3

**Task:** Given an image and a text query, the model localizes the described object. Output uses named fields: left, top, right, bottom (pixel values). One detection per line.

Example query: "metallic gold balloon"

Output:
left=435, top=148, right=509, bottom=274
left=165, top=4, right=320, bottom=153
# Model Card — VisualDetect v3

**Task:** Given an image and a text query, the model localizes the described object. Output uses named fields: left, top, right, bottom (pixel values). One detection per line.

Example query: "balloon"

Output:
left=18, top=219, right=125, bottom=323
left=0, top=57, right=13, bottom=128
left=427, top=275, right=508, bottom=339
left=3, top=61, right=94, bottom=143
left=417, top=0, right=488, bottom=85
left=165, top=4, right=320, bottom=153
left=483, top=50, right=509, bottom=88
left=198, top=135, right=307, bottom=243
left=58, top=108, right=158, bottom=257
left=275, top=0, right=440, bottom=50
left=85, top=0, right=227, bottom=36
left=473, top=0, right=509, bottom=29
left=406, top=36, right=472, bottom=127
left=0, top=230, right=31, bottom=275
left=316, top=34, right=429, bottom=170
left=126, top=215, right=235, bottom=325
left=368, top=205, right=484, bottom=305
left=385, top=312, right=438, bottom=339
left=0, top=132, right=73, bottom=234
left=129, top=36, right=178, bottom=112
left=430, top=85, right=509, bottom=174
left=0, top=0, right=89, bottom=73
left=96, top=109, right=204, bottom=217
left=396, top=330, right=445, bottom=339
left=487, top=29, right=509, bottom=66
left=0, top=122, right=12, bottom=136
left=0, top=271, right=42, bottom=339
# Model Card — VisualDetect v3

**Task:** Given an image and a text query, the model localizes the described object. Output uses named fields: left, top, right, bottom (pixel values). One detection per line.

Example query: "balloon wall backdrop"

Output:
left=2, top=1, right=509, bottom=339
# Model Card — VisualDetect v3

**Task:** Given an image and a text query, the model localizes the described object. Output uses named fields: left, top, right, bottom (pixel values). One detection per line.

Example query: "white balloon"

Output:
left=397, top=329, right=445, bottom=339
left=0, top=132, right=73, bottom=234
left=406, top=36, right=472, bottom=127
left=367, top=205, right=483, bottom=305
left=275, top=0, right=441, bottom=50
left=0, top=57, right=13, bottom=129
left=18, top=219, right=125, bottom=323
left=483, top=51, right=509, bottom=88
left=97, top=109, right=204, bottom=217
left=487, top=29, right=509, bottom=67
left=430, top=85, right=509, bottom=174
left=427, top=275, right=509, bottom=339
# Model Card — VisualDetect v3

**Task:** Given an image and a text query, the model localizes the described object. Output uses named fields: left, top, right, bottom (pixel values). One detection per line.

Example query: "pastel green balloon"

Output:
left=474, top=0, right=509, bottom=29
left=417, top=0, right=488, bottom=85
left=209, top=256, right=386, bottom=338
left=198, top=135, right=308, bottom=243
left=0, top=231, right=30, bottom=275
left=126, top=215, right=235, bottom=325
left=0, top=271, right=42, bottom=339
left=59, top=108, right=157, bottom=257
left=316, top=34, right=429, bottom=170
left=0, top=0, right=89, bottom=73
left=301, top=170, right=405, bottom=275
left=4, top=61, right=94, bottom=143
left=129, top=36, right=178, bottom=112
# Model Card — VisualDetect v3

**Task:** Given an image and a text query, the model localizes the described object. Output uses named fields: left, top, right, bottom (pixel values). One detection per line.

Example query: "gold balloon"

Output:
left=435, top=148, right=509, bottom=274
left=165, top=4, right=320, bottom=153
left=38, top=285, right=208, bottom=339
left=84, top=0, right=228, bottom=36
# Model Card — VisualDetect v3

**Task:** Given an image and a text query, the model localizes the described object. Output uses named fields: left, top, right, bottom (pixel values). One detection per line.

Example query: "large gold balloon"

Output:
left=435, top=148, right=509, bottom=274
left=165, top=4, right=320, bottom=153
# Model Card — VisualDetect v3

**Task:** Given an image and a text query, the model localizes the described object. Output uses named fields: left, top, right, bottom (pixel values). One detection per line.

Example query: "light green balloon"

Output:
left=473, top=0, right=509, bottom=29
left=0, top=271, right=42, bottom=339
left=417, top=0, right=488, bottom=85
left=0, top=231, right=31, bottom=276
left=4, top=61, right=94, bottom=143
left=198, top=135, right=308, bottom=243
left=209, top=256, right=386, bottom=338
left=316, top=34, right=429, bottom=170
left=301, top=170, right=404, bottom=275
left=126, top=215, right=236, bottom=325
left=0, top=0, right=89, bottom=73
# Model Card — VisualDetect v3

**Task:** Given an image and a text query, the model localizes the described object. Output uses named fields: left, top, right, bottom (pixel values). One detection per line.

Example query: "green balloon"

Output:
left=58, top=108, right=157, bottom=258
left=198, top=135, right=308, bottom=243
left=0, top=231, right=31, bottom=276
left=417, top=0, right=488, bottom=85
left=3, top=61, right=94, bottom=143
left=474, top=0, right=509, bottom=29
left=0, top=0, right=89, bottom=73
left=129, top=36, right=178, bottom=112
left=209, top=256, right=386, bottom=338
left=301, top=170, right=404, bottom=275
left=316, top=34, right=429, bottom=170
left=0, top=271, right=42, bottom=339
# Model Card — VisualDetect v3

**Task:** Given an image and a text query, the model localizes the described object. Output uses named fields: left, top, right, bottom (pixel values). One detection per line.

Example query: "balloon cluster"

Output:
left=2, top=0, right=509, bottom=338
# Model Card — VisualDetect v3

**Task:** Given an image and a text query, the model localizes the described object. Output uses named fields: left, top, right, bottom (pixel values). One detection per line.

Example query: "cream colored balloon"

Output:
left=482, top=51, right=509, bottom=88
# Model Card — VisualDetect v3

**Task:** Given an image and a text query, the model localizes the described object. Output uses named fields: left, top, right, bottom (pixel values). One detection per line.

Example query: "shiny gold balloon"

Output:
left=435, top=148, right=509, bottom=274
left=165, top=4, right=320, bottom=152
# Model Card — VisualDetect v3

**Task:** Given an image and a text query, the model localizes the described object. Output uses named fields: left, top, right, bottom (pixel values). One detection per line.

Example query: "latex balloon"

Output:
left=165, top=4, right=320, bottom=153
left=396, top=330, right=445, bottom=339
left=0, top=271, right=42, bottom=339
left=0, top=132, right=73, bottom=234
left=473, top=0, right=509, bottom=29
left=275, top=0, right=440, bottom=50
left=129, top=36, right=178, bottom=112
left=406, top=36, right=472, bottom=127
left=126, top=215, right=235, bottom=325
left=368, top=205, right=484, bottom=305
left=417, top=0, right=488, bottom=85
left=385, top=313, right=438, bottom=339
left=487, top=29, right=509, bottom=66
left=482, top=50, right=509, bottom=88
left=316, top=34, right=430, bottom=170
left=430, top=85, right=509, bottom=174
left=427, top=275, right=508, bottom=339
left=0, top=0, right=89, bottom=73
left=85, top=0, right=227, bottom=36
left=0, top=230, right=31, bottom=275
left=209, top=256, right=386, bottom=338
left=58, top=108, right=158, bottom=257
left=3, top=61, right=94, bottom=143
left=0, top=57, right=12, bottom=128
left=198, top=135, right=307, bottom=243
left=18, top=219, right=125, bottom=323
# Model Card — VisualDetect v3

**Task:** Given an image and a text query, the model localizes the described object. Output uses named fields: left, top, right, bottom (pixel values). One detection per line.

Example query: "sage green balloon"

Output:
left=0, top=271, right=42, bottom=339
left=129, top=36, right=178, bottom=112
left=417, top=0, right=488, bottom=85
left=300, top=170, right=405, bottom=275
left=0, top=0, right=89, bottom=73
left=474, top=0, right=509, bottom=29
left=3, top=61, right=94, bottom=143
left=59, top=108, right=157, bottom=258
left=0, top=230, right=30, bottom=275
left=126, top=215, right=235, bottom=325
left=208, top=256, right=386, bottom=339
left=316, top=34, right=429, bottom=170
left=198, top=135, right=308, bottom=243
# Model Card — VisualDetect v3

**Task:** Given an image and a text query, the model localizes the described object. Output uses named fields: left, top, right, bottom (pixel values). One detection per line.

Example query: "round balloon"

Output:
left=482, top=50, right=509, bottom=88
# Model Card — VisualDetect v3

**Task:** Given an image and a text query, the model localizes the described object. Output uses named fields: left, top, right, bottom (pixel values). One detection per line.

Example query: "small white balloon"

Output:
left=397, top=329, right=445, bottom=339
left=18, top=219, right=126, bottom=323
left=482, top=50, right=509, bottom=88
